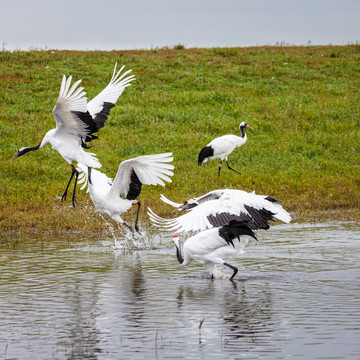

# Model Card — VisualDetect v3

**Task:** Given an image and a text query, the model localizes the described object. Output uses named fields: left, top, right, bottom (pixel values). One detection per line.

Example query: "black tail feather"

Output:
left=198, top=146, right=214, bottom=166
left=218, top=220, right=257, bottom=247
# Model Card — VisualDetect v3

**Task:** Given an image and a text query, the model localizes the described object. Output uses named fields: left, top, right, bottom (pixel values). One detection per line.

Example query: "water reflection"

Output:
left=0, top=222, right=359, bottom=359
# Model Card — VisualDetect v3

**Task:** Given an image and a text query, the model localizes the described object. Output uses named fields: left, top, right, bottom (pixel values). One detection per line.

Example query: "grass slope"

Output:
left=1, top=45, right=359, bottom=232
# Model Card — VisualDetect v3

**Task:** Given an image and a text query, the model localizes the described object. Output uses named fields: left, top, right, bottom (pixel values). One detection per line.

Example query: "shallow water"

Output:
left=0, top=221, right=359, bottom=359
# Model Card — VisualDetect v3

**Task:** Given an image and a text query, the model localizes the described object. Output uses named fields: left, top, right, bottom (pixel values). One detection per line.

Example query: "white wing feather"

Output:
left=52, top=75, right=89, bottom=138
left=108, top=153, right=174, bottom=198
left=159, top=190, right=224, bottom=209
left=76, top=163, right=112, bottom=193
left=148, top=198, right=238, bottom=233
left=148, top=189, right=291, bottom=233
left=87, top=63, right=135, bottom=117
left=159, top=194, right=183, bottom=208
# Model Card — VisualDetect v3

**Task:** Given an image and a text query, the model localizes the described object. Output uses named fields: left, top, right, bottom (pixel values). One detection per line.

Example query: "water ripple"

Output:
left=0, top=222, right=359, bottom=359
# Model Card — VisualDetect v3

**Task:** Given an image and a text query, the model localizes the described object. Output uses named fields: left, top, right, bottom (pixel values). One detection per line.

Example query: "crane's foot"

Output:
left=61, top=191, right=67, bottom=202
left=224, top=262, right=238, bottom=280
left=123, top=222, right=135, bottom=234
left=134, top=224, right=142, bottom=235
left=71, top=194, right=77, bottom=208
left=226, top=161, right=241, bottom=175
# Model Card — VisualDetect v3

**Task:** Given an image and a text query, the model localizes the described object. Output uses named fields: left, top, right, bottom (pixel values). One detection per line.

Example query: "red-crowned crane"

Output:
left=77, top=153, right=174, bottom=234
left=148, top=188, right=291, bottom=233
left=198, top=121, right=253, bottom=175
left=173, top=220, right=258, bottom=280
left=10, top=63, right=135, bottom=207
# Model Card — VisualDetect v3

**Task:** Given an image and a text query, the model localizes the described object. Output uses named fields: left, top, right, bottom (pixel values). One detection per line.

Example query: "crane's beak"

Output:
left=9, top=153, right=19, bottom=162
left=178, top=204, right=187, bottom=212
left=10, top=144, right=41, bottom=162
left=247, top=124, right=254, bottom=130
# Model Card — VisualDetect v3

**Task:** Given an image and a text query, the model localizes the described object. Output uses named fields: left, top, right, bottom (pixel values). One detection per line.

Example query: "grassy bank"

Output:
left=1, top=45, right=359, bottom=233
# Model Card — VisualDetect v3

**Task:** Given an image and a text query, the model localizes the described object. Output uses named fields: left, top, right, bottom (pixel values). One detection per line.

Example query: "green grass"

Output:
left=1, top=45, right=360, bottom=232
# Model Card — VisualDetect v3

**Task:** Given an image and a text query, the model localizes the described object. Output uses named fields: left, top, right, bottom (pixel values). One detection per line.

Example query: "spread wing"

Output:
left=108, top=153, right=174, bottom=200
left=194, top=190, right=224, bottom=203
left=159, top=194, right=184, bottom=209
left=52, top=75, right=91, bottom=139
left=148, top=189, right=291, bottom=233
left=148, top=198, right=248, bottom=233
left=76, top=163, right=113, bottom=193
left=87, top=63, right=135, bottom=130
left=159, top=190, right=224, bottom=209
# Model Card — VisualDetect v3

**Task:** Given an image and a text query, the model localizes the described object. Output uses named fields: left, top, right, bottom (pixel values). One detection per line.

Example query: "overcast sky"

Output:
left=1, top=0, right=359, bottom=51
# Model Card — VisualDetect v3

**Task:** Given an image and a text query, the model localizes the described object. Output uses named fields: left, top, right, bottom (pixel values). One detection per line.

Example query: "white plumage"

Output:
left=77, top=153, right=174, bottom=233
left=148, top=188, right=291, bottom=233
left=11, top=63, right=135, bottom=207
left=173, top=220, right=258, bottom=280
left=198, top=121, right=253, bottom=175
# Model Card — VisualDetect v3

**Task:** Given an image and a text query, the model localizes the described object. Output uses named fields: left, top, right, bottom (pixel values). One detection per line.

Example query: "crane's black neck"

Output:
left=87, top=167, right=93, bottom=185
left=20, top=144, right=41, bottom=156
left=240, top=126, right=246, bottom=138
left=175, top=243, right=184, bottom=264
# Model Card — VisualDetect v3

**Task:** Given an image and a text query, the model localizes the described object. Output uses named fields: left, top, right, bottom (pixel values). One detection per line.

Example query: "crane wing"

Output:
left=87, top=63, right=135, bottom=130
left=52, top=75, right=93, bottom=139
left=148, top=199, right=242, bottom=233
left=148, top=189, right=291, bottom=233
left=159, top=194, right=184, bottom=208
left=76, top=163, right=113, bottom=193
left=160, top=190, right=225, bottom=209
left=108, top=153, right=174, bottom=199
left=194, top=190, right=224, bottom=203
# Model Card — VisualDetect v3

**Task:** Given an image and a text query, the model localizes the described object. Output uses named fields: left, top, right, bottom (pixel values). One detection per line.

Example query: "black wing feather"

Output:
left=244, top=205, right=275, bottom=230
left=207, top=205, right=276, bottom=231
left=264, top=196, right=278, bottom=203
left=72, top=101, right=115, bottom=148
left=126, top=169, right=143, bottom=200
left=72, top=110, right=99, bottom=146
left=93, top=101, right=115, bottom=130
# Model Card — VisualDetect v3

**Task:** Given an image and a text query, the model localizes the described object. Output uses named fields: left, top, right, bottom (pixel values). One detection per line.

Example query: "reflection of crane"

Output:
left=173, top=220, right=257, bottom=280
left=11, top=63, right=135, bottom=207
left=198, top=122, right=253, bottom=175
left=77, top=153, right=174, bottom=233
left=148, top=188, right=291, bottom=233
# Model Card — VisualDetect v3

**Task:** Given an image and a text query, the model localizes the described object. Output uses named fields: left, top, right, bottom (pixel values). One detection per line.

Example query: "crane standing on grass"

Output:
left=198, top=121, right=253, bottom=175
left=10, top=63, right=135, bottom=207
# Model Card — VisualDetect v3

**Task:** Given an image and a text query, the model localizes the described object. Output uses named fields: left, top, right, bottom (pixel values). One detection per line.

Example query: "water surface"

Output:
left=0, top=221, right=359, bottom=359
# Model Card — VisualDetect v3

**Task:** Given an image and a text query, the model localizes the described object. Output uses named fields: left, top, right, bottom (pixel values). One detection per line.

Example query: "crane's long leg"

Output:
left=71, top=168, right=80, bottom=208
left=123, top=222, right=135, bottom=234
left=226, top=160, right=241, bottom=175
left=218, top=161, right=222, bottom=176
left=62, top=165, right=77, bottom=203
left=134, top=201, right=142, bottom=234
left=223, top=262, right=238, bottom=280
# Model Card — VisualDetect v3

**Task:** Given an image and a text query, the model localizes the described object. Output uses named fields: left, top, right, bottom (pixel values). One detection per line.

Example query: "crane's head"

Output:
left=10, top=145, right=41, bottom=162
left=239, top=122, right=254, bottom=130
left=179, top=199, right=199, bottom=211
left=173, top=234, right=184, bottom=264
left=173, top=234, right=180, bottom=247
